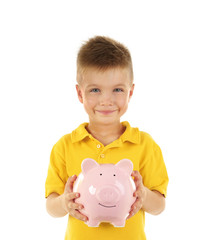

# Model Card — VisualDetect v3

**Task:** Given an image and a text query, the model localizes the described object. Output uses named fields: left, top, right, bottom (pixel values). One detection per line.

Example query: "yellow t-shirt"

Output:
left=45, top=121, right=169, bottom=240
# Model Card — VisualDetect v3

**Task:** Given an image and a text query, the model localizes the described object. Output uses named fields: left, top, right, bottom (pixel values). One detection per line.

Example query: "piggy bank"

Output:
left=73, top=158, right=136, bottom=227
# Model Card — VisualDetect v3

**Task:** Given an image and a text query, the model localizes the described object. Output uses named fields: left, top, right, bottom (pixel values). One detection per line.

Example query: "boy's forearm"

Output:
left=46, top=193, right=68, bottom=218
left=142, top=187, right=165, bottom=215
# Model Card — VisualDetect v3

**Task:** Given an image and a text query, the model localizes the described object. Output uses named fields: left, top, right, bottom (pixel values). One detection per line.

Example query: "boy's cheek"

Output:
left=83, top=93, right=97, bottom=102
left=117, top=95, right=130, bottom=105
left=83, top=99, right=97, bottom=113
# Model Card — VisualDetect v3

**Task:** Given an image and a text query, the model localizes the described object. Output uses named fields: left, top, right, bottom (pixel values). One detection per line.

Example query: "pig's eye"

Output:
left=113, top=174, right=116, bottom=176
left=100, top=173, right=102, bottom=176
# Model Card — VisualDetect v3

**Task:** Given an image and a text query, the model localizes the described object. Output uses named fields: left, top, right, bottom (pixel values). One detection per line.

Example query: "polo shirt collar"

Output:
left=71, top=121, right=140, bottom=144
left=71, top=122, right=90, bottom=143
left=120, top=121, right=140, bottom=144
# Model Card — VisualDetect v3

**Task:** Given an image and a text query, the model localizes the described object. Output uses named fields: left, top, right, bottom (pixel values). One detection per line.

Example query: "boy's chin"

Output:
left=91, top=117, right=121, bottom=125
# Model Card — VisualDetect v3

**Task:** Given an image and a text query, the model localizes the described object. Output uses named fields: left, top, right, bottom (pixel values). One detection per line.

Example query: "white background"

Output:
left=0, top=0, right=207, bottom=239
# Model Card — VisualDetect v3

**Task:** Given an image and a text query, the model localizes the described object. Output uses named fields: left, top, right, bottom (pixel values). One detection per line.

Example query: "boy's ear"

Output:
left=129, top=84, right=135, bottom=100
left=76, top=84, right=83, bottom=103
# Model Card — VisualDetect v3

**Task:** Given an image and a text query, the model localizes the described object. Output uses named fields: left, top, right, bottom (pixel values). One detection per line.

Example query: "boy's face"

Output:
left=76, top=67, right=134, bottom=125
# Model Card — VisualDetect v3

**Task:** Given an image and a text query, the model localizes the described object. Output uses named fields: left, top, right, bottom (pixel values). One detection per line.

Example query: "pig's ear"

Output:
left=81, top=158, right=99, bottom=175
left=116, top=159, right=133, bottom=175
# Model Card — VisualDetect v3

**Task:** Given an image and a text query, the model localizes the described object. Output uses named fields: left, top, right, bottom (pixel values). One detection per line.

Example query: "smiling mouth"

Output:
left=98, top=203, right=116, bottom=208
left=96, top=110, right=117, bottom=115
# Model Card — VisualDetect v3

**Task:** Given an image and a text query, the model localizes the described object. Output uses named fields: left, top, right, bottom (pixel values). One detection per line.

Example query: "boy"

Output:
left=45, top=36, right=169, bottom=240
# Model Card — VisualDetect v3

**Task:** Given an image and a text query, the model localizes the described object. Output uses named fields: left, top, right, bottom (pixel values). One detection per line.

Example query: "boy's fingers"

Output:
left=133, top=190, right=138, bottom=197
left=70, top=209, right=88, bottom=222
left=133, top=188, right=145, bottom=198
left=127, top=203, right=140, bottom=219
left=68, top=202, right=83, bottom=210
left=131, top=199, right=142, bottom=211
left=131, top=171, right=142, bottom=188
left=66, top=192, right=80, bottom=200
left=65, top=175, right=77, bottom=193
left=127, top=210, right=135, bottom=219
left=127, top=194, right=143, bottom=220
left=131, top=170, right=142, bottom=181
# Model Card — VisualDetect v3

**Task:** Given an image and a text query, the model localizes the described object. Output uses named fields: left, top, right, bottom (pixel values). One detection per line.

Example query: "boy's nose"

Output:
left=99, top=94, right=113, bottom=106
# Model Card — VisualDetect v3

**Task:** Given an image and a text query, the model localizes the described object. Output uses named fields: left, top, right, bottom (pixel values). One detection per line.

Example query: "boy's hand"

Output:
left=61, top=175, right=88, bottom=222
left=127, top=170, right=147, bottom=219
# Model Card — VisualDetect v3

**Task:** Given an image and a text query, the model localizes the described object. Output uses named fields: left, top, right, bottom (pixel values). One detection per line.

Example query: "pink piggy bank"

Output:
left=73, top=158, right=136, bottom=227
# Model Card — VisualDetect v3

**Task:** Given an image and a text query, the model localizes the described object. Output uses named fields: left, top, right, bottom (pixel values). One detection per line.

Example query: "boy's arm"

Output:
left=141, top=188, right=165, bottom=215
left=46, top=175, right=88, bottom=221
left=46, top=192, right=68, bottom=217
left=127, top=171, right=165, bottom=219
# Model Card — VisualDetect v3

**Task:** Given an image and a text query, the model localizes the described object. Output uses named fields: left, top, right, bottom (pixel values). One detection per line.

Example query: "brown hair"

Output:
left=77, top=36, right=133, bottom=84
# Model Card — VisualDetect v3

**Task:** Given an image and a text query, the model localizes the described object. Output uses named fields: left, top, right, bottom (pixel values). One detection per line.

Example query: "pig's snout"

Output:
left=96, top=185, right=120, bottom=204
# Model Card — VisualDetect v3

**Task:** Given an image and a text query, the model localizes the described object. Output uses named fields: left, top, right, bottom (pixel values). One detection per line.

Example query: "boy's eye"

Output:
left=114, top=88, right=123, bottom=92
left=90, top=88, right=100, bottom=93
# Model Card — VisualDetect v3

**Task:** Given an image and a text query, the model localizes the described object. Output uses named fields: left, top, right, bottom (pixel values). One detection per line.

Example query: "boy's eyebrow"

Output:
left=86, top=84, right=100, bottom=88
left=86, top=84, right=99, bottom=88
left=86, top=83, right=128, bottom=88
left=113, top=84, right=128, bottom=87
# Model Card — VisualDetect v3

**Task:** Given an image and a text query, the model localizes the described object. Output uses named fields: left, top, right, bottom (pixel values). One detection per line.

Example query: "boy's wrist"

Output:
left=46, top=193, right=68, bottom=218
left=141, top=187, right=165, bottom=215
left=59, top=193, right=68, bottom=214
left=141, top=186, right=149, bottom=210
left=143, top=186, right=148, bottom=205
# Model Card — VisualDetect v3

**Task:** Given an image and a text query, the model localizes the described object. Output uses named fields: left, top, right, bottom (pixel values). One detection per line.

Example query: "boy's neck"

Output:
left=86, top=121, right=126, bottom=146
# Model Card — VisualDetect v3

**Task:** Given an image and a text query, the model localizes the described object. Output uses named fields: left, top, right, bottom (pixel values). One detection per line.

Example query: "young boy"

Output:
left=45, top=36, right=169, bottom=240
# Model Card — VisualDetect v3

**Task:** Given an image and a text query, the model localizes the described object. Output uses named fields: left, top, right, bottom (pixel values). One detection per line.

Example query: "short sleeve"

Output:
left=45, top=141, right=68, bottom=198
left=140, top=140, right=169, bottom=197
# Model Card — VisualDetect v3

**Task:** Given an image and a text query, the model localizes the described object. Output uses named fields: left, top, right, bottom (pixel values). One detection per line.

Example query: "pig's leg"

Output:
left=113, top=219, right=125, bottom=227
left=86, top=218, right=100, bottom=227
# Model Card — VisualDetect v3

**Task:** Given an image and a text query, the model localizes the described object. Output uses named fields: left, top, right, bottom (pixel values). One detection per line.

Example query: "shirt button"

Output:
left=97, top=144, right=101, bottom=148
left=100, top=154, right=105, bottom=158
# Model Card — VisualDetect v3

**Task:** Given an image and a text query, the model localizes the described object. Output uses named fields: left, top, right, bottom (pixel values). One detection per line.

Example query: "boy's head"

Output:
left=76, top=36, right=135, bottom=126
left=76, top=36, right=133, bottom=85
